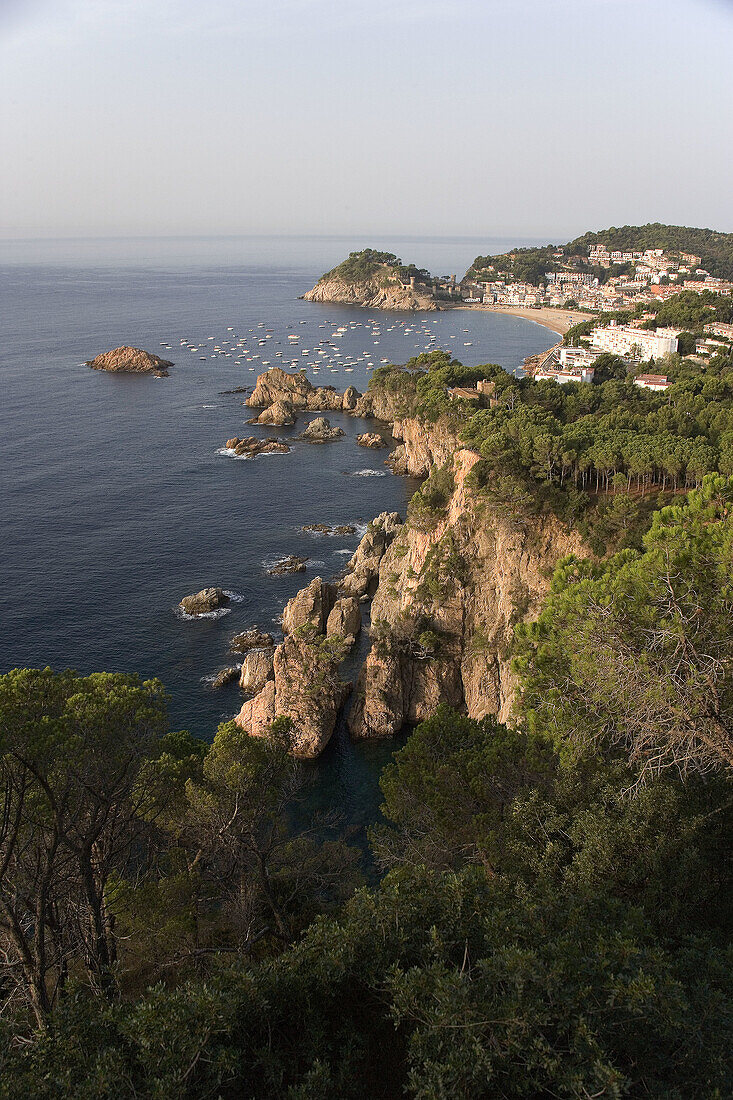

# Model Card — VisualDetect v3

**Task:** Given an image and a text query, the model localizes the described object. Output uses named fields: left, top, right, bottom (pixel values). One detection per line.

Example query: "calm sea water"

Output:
left=0, top=235, right=555, bottom=831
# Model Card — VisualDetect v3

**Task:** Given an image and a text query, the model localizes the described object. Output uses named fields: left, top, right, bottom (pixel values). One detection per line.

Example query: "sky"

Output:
left=1, top=0, right=732, bottom=241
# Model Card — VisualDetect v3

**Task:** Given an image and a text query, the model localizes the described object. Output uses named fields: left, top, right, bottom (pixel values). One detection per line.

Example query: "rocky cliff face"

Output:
left=235, top=516, right=401, bottom=758
left=234, top=366, right=589, bottom=756
left=303, top=277, right=438, bottom=312
left=348, top=447, right=587, bottom=739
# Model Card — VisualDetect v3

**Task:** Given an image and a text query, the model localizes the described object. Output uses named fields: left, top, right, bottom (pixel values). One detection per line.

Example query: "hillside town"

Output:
left=460, top=243, right=733, bottom=312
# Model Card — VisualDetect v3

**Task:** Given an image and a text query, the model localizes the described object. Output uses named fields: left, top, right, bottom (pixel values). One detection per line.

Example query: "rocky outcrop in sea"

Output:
left=235, top=513, right=402, bottom=758
left=86, top=346, right=173, bottom=376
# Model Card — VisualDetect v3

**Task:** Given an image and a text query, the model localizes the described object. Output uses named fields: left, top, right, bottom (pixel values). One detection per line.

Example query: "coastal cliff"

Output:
left=348, top=445, right=586, bottom=738
left=303, top=276, right=438, bottom=312
left=236, top=366, right=589, bottom=752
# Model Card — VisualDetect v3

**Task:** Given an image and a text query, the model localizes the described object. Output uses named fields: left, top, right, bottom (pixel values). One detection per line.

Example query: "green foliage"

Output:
left=372, top=704, right=557, bottom=870
left=466, top=243, right=559, bottom=285
left=643, top=289, right=732, bottom=332
left=568, top=223, right=733, bottom=281
left=406, top=462, right=455, bottom=528
left=515, top=475, right=733, bottom=779
left=318, top=249, right=431, bottom=286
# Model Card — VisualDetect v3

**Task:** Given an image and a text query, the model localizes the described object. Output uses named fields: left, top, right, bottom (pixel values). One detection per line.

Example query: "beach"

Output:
left=451, top=303, right=593, bottom=336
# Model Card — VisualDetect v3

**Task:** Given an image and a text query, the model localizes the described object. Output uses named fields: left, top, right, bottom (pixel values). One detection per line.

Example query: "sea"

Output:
left=1, top=234, right=556, bottom=835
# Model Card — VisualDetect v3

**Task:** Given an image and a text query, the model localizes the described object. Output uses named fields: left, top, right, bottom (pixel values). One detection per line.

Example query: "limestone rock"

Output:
left=236, top=679, right=276, bottom=739
left=246, top=368, right=363, bottom=416
left=230, top=629, right=274, bottom=653
left=348, top=646, right=462, bottom=740
left=342, top=386, right=360, bottom=411
left=225, top=436, right=290, bottom=457
left=302, top=523, right=357, bottom=536
left=350, top=445, right=588, bottom=739
left=247, top=367, right=313, bottom=409
left=239, top=648, right=275, bottom=694
left=302, top=277, right=438, bottom=312
left=300, top=417, right=345, bottom=443
left=356, top=432, right=387, bottom=449
left=282, top=576, right=337, bottom=635
left=236, top=636, right=350, bottom=758
left=86, top=346, right=173, bottom=376
left=179, top=587, right=229, bottom=616
left=385, top=444, right=409, bottom=475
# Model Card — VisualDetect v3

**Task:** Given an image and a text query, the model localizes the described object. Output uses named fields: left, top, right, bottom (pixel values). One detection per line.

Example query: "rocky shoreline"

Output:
left=302, top=276, right=438, bottom=312
left=207, top=365, right=587, bottom=759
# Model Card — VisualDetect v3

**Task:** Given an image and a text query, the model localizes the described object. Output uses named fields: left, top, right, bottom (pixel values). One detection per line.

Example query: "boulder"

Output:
left=86, top=346, right=173, bottom=376
left=229, top=629, right=275, bottom=653
left=300, top=417, right=345, bottom=443
left=250, top=399, right=296, bottom=426
left=268, top=555, right=308, bottom=576
left=225, top=436, right=291, bottom=457
left=239, top=648, right=275, bottom=694
left=301, top=523, right=357, bottom=536
left=236, top=679, right=277, bottom=739
left=210, top=667, right=240, bottom=689
left=307, top=387, right=342, bottom=411
left=342, top=386, right=360, bottom=411
left=356, top=432, right=387, bottom=449
left=385, top=444, right=409, bottom=475
left=326, top=597, right=362, bottom=645
left=282, top=577, right=337, bottom=635
left=179, top=587, right=230, bottom=616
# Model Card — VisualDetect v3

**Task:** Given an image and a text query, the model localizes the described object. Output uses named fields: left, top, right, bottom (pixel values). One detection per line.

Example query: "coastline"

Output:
left=447, top=303, right=593, bottom=337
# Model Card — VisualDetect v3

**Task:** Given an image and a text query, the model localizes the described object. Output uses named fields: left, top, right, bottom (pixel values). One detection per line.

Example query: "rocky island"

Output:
left=86, top=346, right=173, bottom=376
left=303, top=249, right=440, bottom=311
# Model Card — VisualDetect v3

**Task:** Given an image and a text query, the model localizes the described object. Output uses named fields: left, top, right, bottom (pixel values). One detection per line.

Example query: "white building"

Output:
left=558, top=346, right=603, bottom=371
left=590, top=323, right=678, bottom=360
left=535, top=365, right=595, bottom=384
left=634, top=374, right=671, bottom=392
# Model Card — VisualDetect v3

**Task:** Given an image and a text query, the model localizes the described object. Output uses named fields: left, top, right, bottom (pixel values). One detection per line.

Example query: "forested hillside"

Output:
left=2, top=350, right=733, bottom=1098
left=466, top=222, right=733, bottom=282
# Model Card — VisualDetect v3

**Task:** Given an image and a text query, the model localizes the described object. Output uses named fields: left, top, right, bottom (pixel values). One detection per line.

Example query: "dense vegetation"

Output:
left=465, top=244, right=559, bottom=286
left=466, top=223, right=733, bottom=283
left=2, top=349, right=733, bottom=1095
left=369, top=346, right=733, bottom=552
left=318, top=249, right=431, bottom=286
left=567, top=223, right=733, bottom=280
left=2, top=484, right=732, bottom=1096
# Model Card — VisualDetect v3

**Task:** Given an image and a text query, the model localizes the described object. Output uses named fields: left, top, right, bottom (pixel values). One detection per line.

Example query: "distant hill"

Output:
left=466, top=223, right=733, bottom=283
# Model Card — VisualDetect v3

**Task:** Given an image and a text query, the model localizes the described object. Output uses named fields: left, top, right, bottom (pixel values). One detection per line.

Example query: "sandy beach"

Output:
left=450, top=303, right=593, bottom=337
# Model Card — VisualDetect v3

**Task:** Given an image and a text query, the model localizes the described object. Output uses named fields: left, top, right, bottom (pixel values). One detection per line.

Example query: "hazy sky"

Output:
left=1, top=0, right=732, bottom=240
